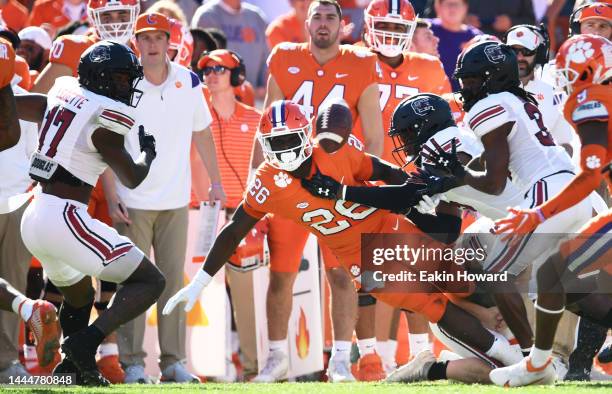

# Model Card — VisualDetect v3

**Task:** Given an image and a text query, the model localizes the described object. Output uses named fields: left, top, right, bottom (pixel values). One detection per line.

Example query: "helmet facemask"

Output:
left=367, top=16, right=416, bottom=58
left=258, top=125, right=313, bottom=172
left=89, top=1, right=139, bottom=44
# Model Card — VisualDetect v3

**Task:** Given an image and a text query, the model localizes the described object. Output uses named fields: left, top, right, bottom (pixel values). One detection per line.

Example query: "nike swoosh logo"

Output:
left=407, top=76, right=419, bottom=81
left=336, top=73, right=348, bottom=78
left=392, top=218, right=399, bottom=231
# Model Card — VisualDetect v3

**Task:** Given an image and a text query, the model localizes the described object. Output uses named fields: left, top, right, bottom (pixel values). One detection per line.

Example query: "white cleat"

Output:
left=160, top=361, right=200, bottom=383
left=489, top=357, right=557, bottom=387
left=386, top=350, right=436, bottom=383
left=326, top=357, right=356, bottom=383
left=252, top=350, right=289, bottom=383
left=124, top=364, right=154, bottom=384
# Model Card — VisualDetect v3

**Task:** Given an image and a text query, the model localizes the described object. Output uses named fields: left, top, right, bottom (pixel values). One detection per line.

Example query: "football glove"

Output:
left=162, top=269, right=211, bottom=315
left=421, top=138, right=466, bottom=179
left=138, top=125, right=156, bottom=159
left=301, top=170, right=342, bottom=200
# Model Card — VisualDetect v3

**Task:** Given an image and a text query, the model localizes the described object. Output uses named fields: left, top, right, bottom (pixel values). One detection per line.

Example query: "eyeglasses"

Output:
left=511, top=47, right=536, bottom=57
left=202, top=65, right=228, bottom=76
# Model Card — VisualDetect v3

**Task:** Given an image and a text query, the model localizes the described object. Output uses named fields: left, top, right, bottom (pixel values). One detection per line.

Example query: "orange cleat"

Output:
left=97, top=355, right=125, bottom=384
left=25, top=300, right=60, bottom=367
left=357, top=353, right=386, bottom=381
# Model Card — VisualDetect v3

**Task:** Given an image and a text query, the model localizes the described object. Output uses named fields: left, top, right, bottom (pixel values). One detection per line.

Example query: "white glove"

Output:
left=415, top=195, right=440, bottom=215
left=162, top=270, right=212, bottom=315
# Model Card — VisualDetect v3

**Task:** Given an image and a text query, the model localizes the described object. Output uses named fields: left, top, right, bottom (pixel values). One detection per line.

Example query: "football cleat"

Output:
left=160, top=361, right=200, bottom=383
left=25, top=300, right=60, bottom=368
left=97, top=355, right=125, bottom=384
left=326, top=357, right=356, bottom=383
left=357, top=353, right=386, bottom=381
left=124, top=364, right=153, bottom=384
left=489, top=357, right=557, bottom=387
left=386, top=350, right=436, bottom=382
left=61, top=332, right=109, bottom=386
left=252, top=350, right=289, bottom=382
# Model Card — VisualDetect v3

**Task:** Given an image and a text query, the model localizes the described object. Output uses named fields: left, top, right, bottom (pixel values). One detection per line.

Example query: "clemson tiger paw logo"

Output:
left=568, top=41, right=594, bottom=64
left=586, top=155, right=601, bottom=169
left=274, top=172, right=292, bottom=188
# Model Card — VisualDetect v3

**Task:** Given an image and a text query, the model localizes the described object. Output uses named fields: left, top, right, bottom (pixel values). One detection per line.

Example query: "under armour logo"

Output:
left=318, top=187, right=329, bottom=196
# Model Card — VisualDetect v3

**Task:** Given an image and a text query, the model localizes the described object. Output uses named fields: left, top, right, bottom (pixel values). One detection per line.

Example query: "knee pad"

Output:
left=358, top=294, right=377, bottom=307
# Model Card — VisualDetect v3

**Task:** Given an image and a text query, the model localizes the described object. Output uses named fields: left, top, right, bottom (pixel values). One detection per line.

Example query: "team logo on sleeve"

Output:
left=484, top=44, right=505, bottom=64
left=411, top=97, right=434, bottom=116
left=89, top=45, right=111, bottom=63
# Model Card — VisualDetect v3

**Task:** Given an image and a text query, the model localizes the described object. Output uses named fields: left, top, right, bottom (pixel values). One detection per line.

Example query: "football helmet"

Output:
left=78, top=40, right=143, bottom=107
left=169, top=18, right=194, bottom=68
left=87, top=0, right=140, bottom=44
left=454, top=41, right=519, bottom=111
left=389, top=93, right=456, bottom=167
left=258, top=100, right=313, bottom=172
left=364, top=0, right=417, bottom=58
left=555, top=34, right=612, bottom=94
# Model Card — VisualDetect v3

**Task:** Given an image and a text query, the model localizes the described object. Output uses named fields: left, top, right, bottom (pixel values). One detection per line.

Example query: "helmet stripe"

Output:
left=389, top=0, right=399, bottom=14
left=280, top=100, right=286, bottom=125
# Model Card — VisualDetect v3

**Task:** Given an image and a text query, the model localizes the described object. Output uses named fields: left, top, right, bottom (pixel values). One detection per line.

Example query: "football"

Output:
left=315, top=98, right=353, bottom=153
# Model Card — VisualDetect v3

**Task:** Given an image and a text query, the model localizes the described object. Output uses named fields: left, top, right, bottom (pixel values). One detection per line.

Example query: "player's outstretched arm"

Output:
left=163, top=204, right=259, bottom=315
left=92, top=125, right=155, bottom=189
left=357, top=83, right=384, bottom=157
left=367, top=155, right=408, bottom=185
left=0, top=86, right=20, bottom=152
left=14, top=94, right=48, bottom=124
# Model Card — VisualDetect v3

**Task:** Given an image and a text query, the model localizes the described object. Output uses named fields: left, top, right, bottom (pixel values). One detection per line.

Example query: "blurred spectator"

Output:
left=466, top=0, right=535, bottom=37
left=27, top=0, right=88, bottom=37
left=410, top=18, right=440, bottom=57
left=576, top=2, right=611, bottom=39
left=429, top=0, right=481, bottom=89
left=0, top=25, right=19, bottom=48
left=249, top=0, right=291, bottom=21
left=0, top=0, right=28, bottom=32
left=265, top=0, right=311, bottom=49
left=168, top=18, right=194, bottom=68
left=337, top=0, right=368, bottom=43
left=174, top=0, right=200, bottom=24
left=190, top=27, right=218, bottom=70
left=53, top=20, right=90, bottom=36
left=148, top=0, right=187, bottom=23
left=16, top=26, right=51, bottom=73
left=545, top=0, right=575, bottom=52
left=192, top=0, right=269, bottom=98
left=206, top=26, right=228, bottom=48
left=532, top=0, right=549, bottom=22
left=13, top=55, right=30, bottom=90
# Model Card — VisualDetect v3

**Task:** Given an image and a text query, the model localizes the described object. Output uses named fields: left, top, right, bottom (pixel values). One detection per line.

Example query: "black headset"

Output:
left=228, top=50, right=246, bottom=87
left=569, top=3, right=612, bottom=37
left=504, top=23, right=550, bottom=67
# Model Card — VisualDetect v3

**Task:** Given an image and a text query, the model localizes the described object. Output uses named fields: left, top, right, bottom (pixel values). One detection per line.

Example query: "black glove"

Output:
left=420, top=138, right=466, bottom=179
left=138, top=125, right=156, bottom=159
left=301, top=170, right=341, bottom=200
left=408, top=168, right=461, bottom=196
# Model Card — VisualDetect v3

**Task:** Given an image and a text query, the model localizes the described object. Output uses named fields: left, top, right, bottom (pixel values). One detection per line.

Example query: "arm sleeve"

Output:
left=406, top=210, right=462, bottom=244
left=344, top=182, right=424, bottom=212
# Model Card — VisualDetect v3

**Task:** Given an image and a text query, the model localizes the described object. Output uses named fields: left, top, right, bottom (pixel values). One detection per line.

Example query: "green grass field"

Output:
left=2, top=381, right=610, bottom=394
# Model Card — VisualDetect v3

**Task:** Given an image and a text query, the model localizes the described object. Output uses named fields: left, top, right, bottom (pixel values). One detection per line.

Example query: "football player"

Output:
left=251, top=0, right=385, bottom=382
left=490, top=34, right=612, bottom=387
left=0, top=37, right=61, bottom=376
left=165, top=100, right=526, bottom=384
left=32, top=0, right=140, bottom=93
left=13, top=41, right=165, bottom=386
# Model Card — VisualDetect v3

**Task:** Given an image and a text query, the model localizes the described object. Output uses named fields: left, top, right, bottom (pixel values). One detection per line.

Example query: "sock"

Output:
left=427, top=361, right=448, bottom=380
left=83, top=324, right=106, bottom=351
left=59, top=300, right=93, bottom=337
left=409, top=333, right=431, bottom=356
left=12, top=296, right=34, bottom=322
left=530, top=346, right=552, bottom=368
left=97, top=342, right=119, bottom=358
left=376, top=340, right=397, bottom=366
left=331, top=340, right=352, bottom=361
left=231, top=331, right=240, bottom=354
left=93, top=301, right=109, bottom=314
left=357, top=337, right=376, bottom=356
left=269, top=339, right=289, bottom=356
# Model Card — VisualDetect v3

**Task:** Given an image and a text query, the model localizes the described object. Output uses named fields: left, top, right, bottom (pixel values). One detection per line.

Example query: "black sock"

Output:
left=427, top=361, right=448, bottom=380
left=59, top=300, right=93, bottom=337
left=83, top=324, right=106, bottom=350
left=93, top=301, right=109, bottom=314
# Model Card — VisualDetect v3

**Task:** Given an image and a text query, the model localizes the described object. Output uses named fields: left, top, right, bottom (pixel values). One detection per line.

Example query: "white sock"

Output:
left=376, top=340, right=397, bottom=366
left=529, top=346, right=552, bottom=368
left=409, top=333, right=430, bottom=356
left=11, top=296, right=34, bottom=322
left=269, top=339, right=289, bottom=356
left=97, top=343, right=119, bottom=358
left=357, top=337, right=376, bottom=356
left=231, top=331, right=240, bottom=354
left=485, top=330, right=522, bottom=366
left=331, top=340, right=352, bottom=361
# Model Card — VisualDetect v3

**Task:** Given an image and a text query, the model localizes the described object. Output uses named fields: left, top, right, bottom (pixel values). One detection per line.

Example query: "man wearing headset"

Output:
left=102, top=12, right=226, bottom=383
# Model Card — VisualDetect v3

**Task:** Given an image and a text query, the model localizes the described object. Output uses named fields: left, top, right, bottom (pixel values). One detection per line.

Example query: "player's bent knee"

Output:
left=326, top=268, right=353, bottom=291
left=537, top=252, right=566, bottom=293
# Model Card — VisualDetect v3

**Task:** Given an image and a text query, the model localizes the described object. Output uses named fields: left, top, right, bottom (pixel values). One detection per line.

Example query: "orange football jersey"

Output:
left=28, top=0, right=87, bottom=31
left=14, top=55, right=31, bottom=90
left=243, top=143, right=390, bottom=258
left=265, top=11, right=307, bottom=49
left=357, top=51, right=451, bottom=163
left=267, top=42, right=379, bottom=139
left=0, top=0, right=28, bottom=32
left=48, top=34, right=97, bottom=76
left=564, top=84, right=612, bottom=190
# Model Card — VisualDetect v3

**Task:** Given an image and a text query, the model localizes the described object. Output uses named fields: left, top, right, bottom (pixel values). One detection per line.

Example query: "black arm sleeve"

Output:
left=343, top=182, right=424, bottom=212
left=406, top=210, right=462, bottom=244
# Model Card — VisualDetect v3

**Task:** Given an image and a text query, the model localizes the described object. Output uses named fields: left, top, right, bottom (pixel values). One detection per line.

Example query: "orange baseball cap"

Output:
left=197, top=49, right=239, bottom=70
left=135, top=12, right=171, bottom=36
left=579, top=2, right=612, bottom=22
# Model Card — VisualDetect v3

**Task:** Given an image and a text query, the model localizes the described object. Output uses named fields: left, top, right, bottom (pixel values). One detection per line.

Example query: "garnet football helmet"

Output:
left=87, top=0, right=139, bottom=44
left=364, top=0, right=417, bottom=58
left=258, top=101, right=313, bottom=172
left=555, top=34, right=612, bottom=94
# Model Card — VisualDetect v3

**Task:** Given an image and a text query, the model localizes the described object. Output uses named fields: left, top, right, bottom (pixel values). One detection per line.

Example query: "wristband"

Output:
left=210, top=182, right=223, bottom=189
left=535, top=207, right=546, bottom=222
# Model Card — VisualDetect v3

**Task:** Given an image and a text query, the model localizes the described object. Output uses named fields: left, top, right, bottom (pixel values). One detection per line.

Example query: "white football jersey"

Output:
left=422, top=126, right=523, bottom=220
left=31, top=77, right=135, bottom=186
left=465, top=92, right=574, bottom=192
